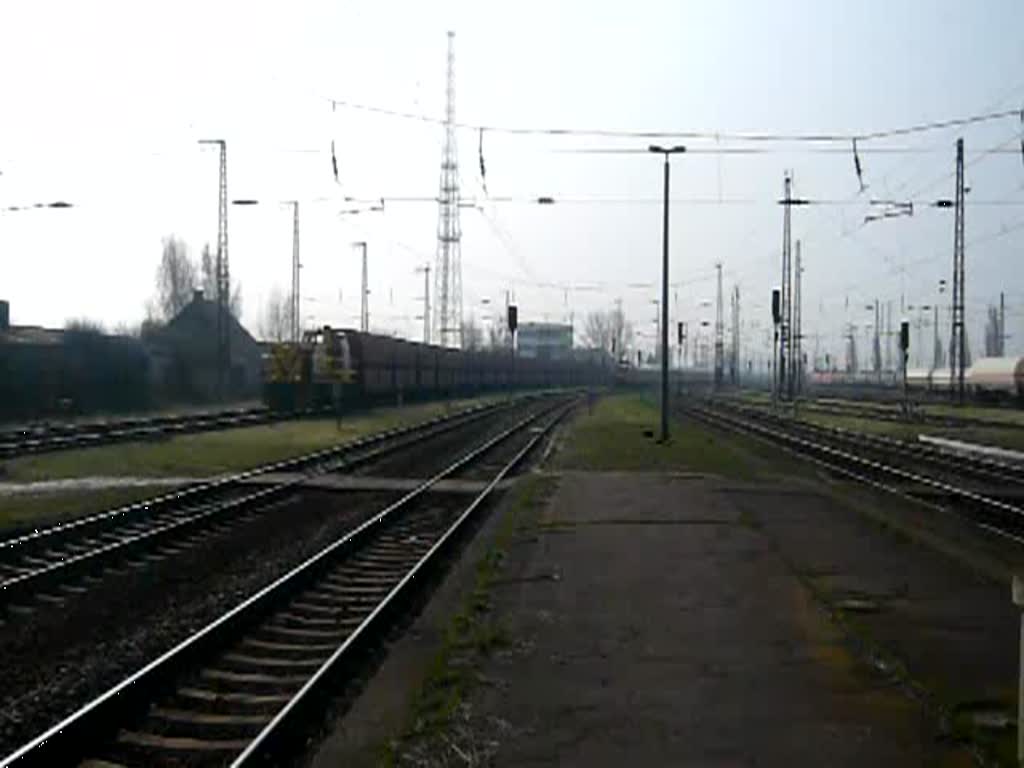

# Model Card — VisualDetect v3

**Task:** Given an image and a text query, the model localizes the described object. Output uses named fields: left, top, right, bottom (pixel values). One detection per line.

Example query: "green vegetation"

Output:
left=4, top=398, right=493, bottom=483
left=800, top=411, right=1024, bottom=452
left=384, top=473, right=558, bottom=766
left=0, top=488, right=157, bottom=531
left=0, top=397, right=496, bottom=533
left=555, top=394, right=759, bottom=478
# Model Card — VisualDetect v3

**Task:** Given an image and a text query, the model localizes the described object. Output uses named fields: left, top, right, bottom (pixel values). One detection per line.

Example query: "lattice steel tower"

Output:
left=199, top=139, right=229, bottom=400
left=433, top=30, right=463, bottom=348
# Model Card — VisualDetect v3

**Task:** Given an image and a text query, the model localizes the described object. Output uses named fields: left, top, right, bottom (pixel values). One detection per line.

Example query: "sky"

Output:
left=0, top=0, right=1022, bottom=369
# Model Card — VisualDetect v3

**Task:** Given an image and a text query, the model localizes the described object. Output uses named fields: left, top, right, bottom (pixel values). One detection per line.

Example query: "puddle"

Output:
left=0, top=476, right=209, bottom=496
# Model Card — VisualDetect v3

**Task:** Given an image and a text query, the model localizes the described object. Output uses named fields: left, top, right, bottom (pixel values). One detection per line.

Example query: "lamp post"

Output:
left=648, top=144, right=686, bottom=443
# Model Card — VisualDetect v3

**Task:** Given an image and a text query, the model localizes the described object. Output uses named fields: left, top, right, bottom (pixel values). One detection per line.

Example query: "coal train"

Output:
left=262, top=327, right=612, bottom=412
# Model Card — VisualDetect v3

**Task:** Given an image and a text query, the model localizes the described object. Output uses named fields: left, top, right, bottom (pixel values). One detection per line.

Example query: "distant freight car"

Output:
left=967, top=356, right=1024, bottom=399
left=262, top=327, right=610, bottom=412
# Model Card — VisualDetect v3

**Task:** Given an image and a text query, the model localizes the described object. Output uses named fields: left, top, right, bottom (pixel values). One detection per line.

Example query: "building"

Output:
left=0, top=300, right=150, bottom=420
left=517, top=322, right=573, bottom=361
left=144, top=289, right=262, bottom=403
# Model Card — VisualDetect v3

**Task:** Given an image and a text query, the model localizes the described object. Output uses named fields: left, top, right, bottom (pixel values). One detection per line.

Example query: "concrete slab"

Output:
left=473, top=472, right=968, bottom=767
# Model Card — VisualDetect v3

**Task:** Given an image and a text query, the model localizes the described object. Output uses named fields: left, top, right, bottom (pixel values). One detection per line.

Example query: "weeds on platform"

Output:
left=384, top=473, right=557, bottom=766
left=556, top=394, right=758, bottom=478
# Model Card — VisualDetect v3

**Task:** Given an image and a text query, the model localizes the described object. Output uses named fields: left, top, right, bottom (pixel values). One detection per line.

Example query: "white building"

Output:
left=517, top=322, right=573, bottom=360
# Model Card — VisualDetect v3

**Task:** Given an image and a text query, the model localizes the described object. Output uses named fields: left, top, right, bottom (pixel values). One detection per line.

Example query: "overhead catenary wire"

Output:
left=327, top=98, right=1021, bottom=144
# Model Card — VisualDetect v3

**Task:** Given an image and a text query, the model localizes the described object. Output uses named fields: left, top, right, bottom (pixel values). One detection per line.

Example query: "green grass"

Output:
left=383, top=473, right=558, bottom=766
left=0, top=397, right=496, bottom=534
left=0, top=488, right=158, bottom=532
left=3, top=398, right=493, bottom=483
left=801, top=411, right=1024, bottom=452
left=556, top=394, right=758, bottom=478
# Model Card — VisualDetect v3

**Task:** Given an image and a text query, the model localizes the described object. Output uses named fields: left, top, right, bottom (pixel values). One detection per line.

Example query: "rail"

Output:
left=0, top=394, right=574, bottom=767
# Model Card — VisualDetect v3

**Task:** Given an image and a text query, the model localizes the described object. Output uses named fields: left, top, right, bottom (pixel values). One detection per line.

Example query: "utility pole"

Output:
left=771, top=288, right=781, bottom=409
left=415, top=264, right=431, bottom=344
left=288, top=201, right=300, bottom=342
left=353, top=241, right=368, bottom=332
left=731, top=285, right=740, bottom=386
left=1000, top=291, right=1006, bottom=356
left=648, top=144, right=686, bottom=443
left=933, top=304, right=941, bottom=369
left=794, top=242, right=803, bottom=396
left=434, top=31, right=463, bottom=348
left=199, top=139, right=229, bottom=401
left=655, top=301, right=663, bottom=365
left=780, top=174, right=792, bottom=399
left=885, top=301, right=893, bottom=372
left=950, top=138, right=966, bottom=404
left=873, top=299, right=881, bottom=377
left=714, top=262, right=724, bottom=390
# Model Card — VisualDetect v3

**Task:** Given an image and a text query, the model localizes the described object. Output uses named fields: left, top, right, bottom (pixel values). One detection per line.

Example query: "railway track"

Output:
left=725, top=394, right=1024, bottom=432
left=713, top=400, right=1024, bottom=489
left=0, top=396, right=523, bottom=612
left=688, top=400, right=1024, bottom=543
left=0, top=393, right=573, bottom=767
left=0, top=405, right=292, bottom=459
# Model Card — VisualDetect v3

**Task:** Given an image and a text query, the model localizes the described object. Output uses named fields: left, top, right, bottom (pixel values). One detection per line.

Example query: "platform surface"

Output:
left=472, top=471, right=971, bottom=767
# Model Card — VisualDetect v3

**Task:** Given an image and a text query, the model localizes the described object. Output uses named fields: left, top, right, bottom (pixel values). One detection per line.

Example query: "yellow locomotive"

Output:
left=263, top=326, right=355, bottom=412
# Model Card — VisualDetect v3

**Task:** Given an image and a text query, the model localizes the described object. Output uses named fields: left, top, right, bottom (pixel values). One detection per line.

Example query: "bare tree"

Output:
left=610, top=306, right=633, bottom=361
left=259, top=287, right=292, bottom=342
left=487, top=321, right=509, bottom=349
left=155, top=236, right=196, bottom=321
left=112, top=321, right=142, bottom=338
left=198, top=242, right=242, bottom=318
left=199, top=243, right=217, bottom=299
left=461, top=317, right=483, bottom=351
left=581, top=311, right=611, bottom=352
left=229, top=281, right=243, bottom=319
left=65, top=317, right=106, bottom=334
left=582, top=308, right=633, bottom=361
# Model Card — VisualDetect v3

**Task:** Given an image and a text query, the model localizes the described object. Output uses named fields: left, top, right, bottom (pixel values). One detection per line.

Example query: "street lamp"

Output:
left=648, top=144, right=686, bottom=443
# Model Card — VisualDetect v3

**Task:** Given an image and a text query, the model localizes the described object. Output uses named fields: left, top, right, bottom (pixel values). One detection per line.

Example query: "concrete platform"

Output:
left=466, top=472, right=973, bottom=766
left=239, top=473, right=513, bottom=495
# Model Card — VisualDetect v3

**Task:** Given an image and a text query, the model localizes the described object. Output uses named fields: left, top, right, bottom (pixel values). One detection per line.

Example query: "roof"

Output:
left=161, top=296, right=259, bottom=352
left=0, top=325, right=64, bottom=346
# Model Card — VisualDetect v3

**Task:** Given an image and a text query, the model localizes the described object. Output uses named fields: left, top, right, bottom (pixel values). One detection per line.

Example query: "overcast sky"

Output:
left=1, top=0, right=1022, bottom=367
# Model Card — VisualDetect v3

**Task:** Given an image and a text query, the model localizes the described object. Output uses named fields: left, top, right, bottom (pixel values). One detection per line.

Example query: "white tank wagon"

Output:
left=967, top=356, right=1024, bottom=399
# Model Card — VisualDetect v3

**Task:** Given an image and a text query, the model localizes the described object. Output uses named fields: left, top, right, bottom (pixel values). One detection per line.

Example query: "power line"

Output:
left=328, top=97, right=1020, bottom=144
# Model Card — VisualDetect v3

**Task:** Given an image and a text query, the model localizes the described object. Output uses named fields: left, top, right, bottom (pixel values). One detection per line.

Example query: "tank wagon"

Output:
left=263, top=327, right=611, bottom=412
left=811, top=357, right=1024, bottom=403
left=966, top=356, right=1024, bottom=400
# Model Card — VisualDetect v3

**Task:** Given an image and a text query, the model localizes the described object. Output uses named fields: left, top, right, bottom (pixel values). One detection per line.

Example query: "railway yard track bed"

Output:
left=0, top=394, right=572, bottom=763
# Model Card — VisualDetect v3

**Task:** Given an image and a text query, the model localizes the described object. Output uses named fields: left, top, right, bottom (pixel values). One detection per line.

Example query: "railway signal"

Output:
left=771, top=288, right=781, bottom=409
left=900, top=319, right=911, bottom=412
